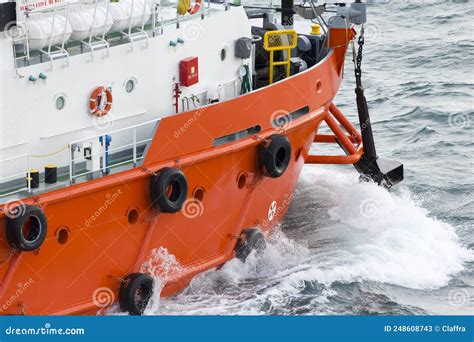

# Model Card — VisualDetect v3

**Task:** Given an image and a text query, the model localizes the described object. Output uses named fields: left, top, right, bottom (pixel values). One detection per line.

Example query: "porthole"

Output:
left=56, top=227, right=69, bottom=245
left=316, top=80, right=322, bottom=94
left=220, top=47, right=228, bottom=61
left=193, top=187, right=205, bottom=202
left=237, top=172, right=247, bottom=189
left=125, top=79, right=136, bottom=93
left=55, top=95, right=66, bottom=110
left=127, top=207, right=139, bottom=225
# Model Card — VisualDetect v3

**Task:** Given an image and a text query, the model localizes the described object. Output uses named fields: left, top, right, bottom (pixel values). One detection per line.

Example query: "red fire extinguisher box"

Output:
left=180, top=57, right=199, bottom=87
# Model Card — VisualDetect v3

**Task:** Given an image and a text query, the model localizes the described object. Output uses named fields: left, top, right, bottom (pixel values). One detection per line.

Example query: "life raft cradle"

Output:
left=305, top=27, right=404, bottom=188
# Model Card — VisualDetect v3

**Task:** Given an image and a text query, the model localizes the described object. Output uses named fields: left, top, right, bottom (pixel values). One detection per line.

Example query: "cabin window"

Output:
left=125, top=79, right=136, bottom=93
left=55, top=96, right=66, bottom=110
left=213, top=125, right=261, bottom=146
left=220, top=47, right=228, bottom=61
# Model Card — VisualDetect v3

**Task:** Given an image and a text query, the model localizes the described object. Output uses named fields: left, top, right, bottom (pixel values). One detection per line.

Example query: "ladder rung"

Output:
left=273, top=61, right=290, bottom=66
left=127, top=31, right=148, bottom=42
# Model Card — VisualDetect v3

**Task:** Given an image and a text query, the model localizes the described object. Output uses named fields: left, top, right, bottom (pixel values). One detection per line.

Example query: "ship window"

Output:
left=220, top=47, right=228, bottom=61
left=55, top=96, right=66, bottom=110
left=271, top=106, right=310, bottom=128
left=125, top=79, right=136, bottom=93
left=213, top=125, right=261, bottom=146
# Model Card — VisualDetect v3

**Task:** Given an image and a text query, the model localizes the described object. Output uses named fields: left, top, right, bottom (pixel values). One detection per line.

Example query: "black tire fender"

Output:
left=259, top=134, right=292, bottom=178
left=235, top=228, right=266, bottom=262
left=6, top=205, right=48, bottom=251
left=149, top=167, right=188, bottom=213
left=119, top=273, right=154, bottom=315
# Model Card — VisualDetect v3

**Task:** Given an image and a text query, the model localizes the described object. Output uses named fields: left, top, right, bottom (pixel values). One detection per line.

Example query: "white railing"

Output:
left=0, top=144, right=69, bottom=197
left=69, top=117, right=160, bottom=183
left=81, top=0, right=112, bottom=56
left=0, top=154, right=31, bottom=196
left=33, top=2, right=71, bottom=65
left=12, top=0, right=217, bottom=69
left=122, top=0, right=149, bottom=46
left=0, top=117, right=160, bottom=199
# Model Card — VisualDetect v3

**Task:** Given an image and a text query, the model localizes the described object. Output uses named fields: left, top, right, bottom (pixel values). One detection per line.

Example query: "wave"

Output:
left=146, top=168, right=472, bottom=315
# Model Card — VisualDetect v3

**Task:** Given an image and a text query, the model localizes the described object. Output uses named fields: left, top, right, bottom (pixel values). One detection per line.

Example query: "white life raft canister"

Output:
left=26, top=16, right=73, bottom=50
left=69, top=7, right=114, bottom=41
left=109, top=0, right=152, bottom=33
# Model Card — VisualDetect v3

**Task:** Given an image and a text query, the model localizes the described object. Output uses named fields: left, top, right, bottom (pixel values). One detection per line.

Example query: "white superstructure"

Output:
left=0, top=0, right=252, bottom=198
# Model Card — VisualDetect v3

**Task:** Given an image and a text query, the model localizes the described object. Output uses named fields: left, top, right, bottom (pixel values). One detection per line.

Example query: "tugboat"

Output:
left=0, top=0, right=402, bottom=315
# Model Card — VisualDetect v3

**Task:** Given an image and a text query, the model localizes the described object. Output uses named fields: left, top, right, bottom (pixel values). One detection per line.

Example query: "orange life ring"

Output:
left=89, top=86, right=112, bottom=117
left=187, top=0, right=202, bottom=15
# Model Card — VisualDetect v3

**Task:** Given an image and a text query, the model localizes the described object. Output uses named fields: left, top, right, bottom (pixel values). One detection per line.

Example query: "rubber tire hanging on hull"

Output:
left=6, top=205, right=48, bottom=251
left=119, top=273, right=154, bottom=315
left=235, top=228, right=266, bottom=262
left=149, top=167, right=188, bottom=213
left=259, top=134, right=291, bottom=178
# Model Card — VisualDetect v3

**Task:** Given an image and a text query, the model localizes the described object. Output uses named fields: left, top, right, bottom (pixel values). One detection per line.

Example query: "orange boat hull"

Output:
left=0, top=28, right=353, bottom=315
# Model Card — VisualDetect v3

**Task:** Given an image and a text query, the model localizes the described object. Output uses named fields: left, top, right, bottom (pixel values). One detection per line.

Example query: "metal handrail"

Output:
left=69, top=117, right=160, bottom=182
left=70, top=138, right=152, bottom=163
left=1, top=117, right=160, bottom=197
left=72, top=155, right=145, bottom=179
left=81, top=0, right=111, bottom=55
left=70, top=117, right=161, bottom=145
left=0, top=154, right=32, bottom=193
left=13, top=0, right=223, bottom=69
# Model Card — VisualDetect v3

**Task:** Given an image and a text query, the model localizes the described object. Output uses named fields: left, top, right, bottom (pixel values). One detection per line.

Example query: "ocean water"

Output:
left=144, top=0, right=474, bottom=315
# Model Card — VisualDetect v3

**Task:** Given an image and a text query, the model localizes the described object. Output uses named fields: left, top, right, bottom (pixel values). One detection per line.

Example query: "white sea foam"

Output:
left=142, top=247, right=183, bottom=315
left=155, top=168, right=473, bottom=314
left=293, top=166, right=473, bottom=290
left=122, top=167, right=473, bottom=315
left=107, top=247, right=182, bottom=315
